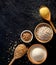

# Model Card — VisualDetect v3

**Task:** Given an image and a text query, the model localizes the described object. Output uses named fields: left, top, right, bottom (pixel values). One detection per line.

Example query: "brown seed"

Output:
left=20, top=30, right=33, bottom=43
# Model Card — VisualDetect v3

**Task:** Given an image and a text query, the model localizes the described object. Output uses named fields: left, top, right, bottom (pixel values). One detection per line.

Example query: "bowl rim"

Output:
left=20, top=30, right=33, bottom=43
left=34, top=22, right=53, bottom=43
left=27, top=44, right=48, bottom=64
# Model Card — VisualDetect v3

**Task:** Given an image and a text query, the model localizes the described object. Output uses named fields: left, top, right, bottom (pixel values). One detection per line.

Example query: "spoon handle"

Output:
left=49, top=20, right=56, bottom=33
left=9, top=57, right=15, bottom=65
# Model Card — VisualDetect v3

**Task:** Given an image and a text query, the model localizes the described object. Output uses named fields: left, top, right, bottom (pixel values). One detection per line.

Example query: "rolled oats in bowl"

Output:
left=34, top=23, right=53, bottom=43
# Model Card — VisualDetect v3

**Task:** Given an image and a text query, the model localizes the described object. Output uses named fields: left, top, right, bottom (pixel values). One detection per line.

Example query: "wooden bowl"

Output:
left=34, top=23, right=53, bottom=43
left=27, top=44, right=47, bottom=64
left=20, top=30, right=33, bottom=43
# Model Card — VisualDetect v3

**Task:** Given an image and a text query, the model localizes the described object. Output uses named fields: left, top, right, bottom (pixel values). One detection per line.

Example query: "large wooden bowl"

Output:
left=34, top=23, right=53, bottom=43
left=27, top=44, right=47, bottom=64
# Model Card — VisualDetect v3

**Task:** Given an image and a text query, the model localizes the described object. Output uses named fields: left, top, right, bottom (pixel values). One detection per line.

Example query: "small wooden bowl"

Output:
left=34, top=23, right=53, bottom=43
left=27, top=44, right=47, bottom=64
left=20, top=30, right=33, bottom=43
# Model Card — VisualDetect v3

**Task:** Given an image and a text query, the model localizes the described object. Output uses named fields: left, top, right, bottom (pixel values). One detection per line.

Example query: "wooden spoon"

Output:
left=39, top=6, right=56, bottom=33
left=9, top=44, right=27, bottom=65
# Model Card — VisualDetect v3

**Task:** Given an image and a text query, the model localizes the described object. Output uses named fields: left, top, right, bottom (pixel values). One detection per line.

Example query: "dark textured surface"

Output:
left=0, top=0, right=56, bottom=65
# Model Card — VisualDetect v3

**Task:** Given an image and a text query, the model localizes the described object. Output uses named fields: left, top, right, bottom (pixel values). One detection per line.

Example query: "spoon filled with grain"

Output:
left=9, top=44, right=27, bottom=65
left=39, top=6, right=56, bottom=33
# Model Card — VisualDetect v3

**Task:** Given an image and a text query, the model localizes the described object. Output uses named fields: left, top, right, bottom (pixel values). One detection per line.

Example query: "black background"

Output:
left=0, top=0, right=56, bottom=65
